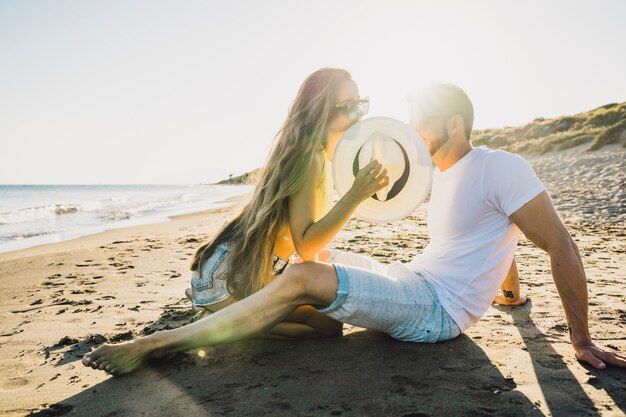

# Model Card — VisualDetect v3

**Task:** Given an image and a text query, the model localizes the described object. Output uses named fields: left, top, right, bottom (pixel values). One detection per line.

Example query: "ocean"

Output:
left=0, top=184, right=252, bottom=254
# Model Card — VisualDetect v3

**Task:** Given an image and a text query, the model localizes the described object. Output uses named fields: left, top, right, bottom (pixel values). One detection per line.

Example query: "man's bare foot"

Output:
left=493, top=293, right=528, bottom=306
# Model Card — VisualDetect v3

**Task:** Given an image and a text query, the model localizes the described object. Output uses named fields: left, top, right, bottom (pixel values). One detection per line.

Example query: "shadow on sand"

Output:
left=496, top=300, right=625, bottom=417
left=30, top=302, right=624, bottom=417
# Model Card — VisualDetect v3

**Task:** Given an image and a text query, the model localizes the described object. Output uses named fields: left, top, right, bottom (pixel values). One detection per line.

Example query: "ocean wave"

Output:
left=180, top=192, right=200, bottom=202
left=101, top=211, right=134, bottom=221
left=0, top=230, right=52, bottom=241
left=100, top=200, right=177, bottom=222
left=0, top=204, right=83, bottom=225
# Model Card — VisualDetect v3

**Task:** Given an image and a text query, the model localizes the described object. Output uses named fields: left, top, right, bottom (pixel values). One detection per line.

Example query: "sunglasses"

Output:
left=335, top=97, right=369, bottom=120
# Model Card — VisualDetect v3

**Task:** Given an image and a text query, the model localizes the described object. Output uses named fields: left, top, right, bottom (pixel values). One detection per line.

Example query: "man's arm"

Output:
left=509, top=191, right=626, bottom=370
left=493, top=258, right=527, bottom=306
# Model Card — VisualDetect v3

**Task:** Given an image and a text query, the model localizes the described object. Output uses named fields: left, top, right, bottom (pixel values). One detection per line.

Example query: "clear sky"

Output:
left=1, top=0, right=625, bottom=184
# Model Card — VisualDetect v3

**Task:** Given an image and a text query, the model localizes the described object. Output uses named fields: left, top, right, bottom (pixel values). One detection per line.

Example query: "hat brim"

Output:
left=332, top=117, right=433, bottom=223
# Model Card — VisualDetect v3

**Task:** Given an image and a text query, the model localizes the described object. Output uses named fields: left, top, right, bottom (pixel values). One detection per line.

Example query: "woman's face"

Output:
left=326, top=80, right=361, bottom=134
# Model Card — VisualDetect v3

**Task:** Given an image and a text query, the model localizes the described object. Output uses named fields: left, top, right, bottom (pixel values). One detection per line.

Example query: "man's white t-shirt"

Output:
left=407, top=146, right=545, bottom=332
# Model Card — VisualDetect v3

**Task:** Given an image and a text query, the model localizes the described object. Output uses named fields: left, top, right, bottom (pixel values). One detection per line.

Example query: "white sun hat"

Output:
left=332, top=117, right=433, bottom=223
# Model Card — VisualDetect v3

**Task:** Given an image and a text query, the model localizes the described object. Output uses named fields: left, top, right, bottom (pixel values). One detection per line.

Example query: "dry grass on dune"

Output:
left=471, top=102, right=626, bottom=154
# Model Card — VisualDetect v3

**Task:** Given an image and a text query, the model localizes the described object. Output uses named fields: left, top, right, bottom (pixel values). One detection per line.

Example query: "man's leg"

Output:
left=82, top=262, right=340, bottom=375
left=326, top=249, right=389, bottom=274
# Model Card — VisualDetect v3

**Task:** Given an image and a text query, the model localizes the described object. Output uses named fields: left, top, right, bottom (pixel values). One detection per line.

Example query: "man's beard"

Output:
left=428, top=131, right=450, bottom=157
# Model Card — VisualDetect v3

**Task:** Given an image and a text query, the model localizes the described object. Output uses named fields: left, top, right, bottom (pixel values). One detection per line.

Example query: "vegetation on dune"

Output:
left=216, top=168, right=262, bottom=185
left=588, top=118, right=626, bottom=150
left=471, top=102, right=626, bottom=154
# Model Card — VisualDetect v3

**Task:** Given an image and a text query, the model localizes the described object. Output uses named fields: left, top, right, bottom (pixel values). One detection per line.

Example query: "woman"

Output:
left=83, top=68, right=389, bottom=373
left=184, top=68, right=385, bottom=339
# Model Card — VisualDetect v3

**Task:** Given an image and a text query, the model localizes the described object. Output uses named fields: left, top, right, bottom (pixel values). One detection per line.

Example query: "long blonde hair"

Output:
left=191, top=68, right=352, bottom=299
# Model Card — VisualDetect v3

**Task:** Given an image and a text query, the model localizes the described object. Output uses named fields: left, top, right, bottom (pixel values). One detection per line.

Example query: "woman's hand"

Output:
left=287, top=155, right=387, bottom=261
left=347, top=159, right=390, bottom=203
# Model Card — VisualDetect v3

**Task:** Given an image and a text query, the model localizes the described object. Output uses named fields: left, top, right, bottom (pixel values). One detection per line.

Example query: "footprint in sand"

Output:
left=41, top=279, right=64, bottom=288
left=1, top=377, right=29, bottom=389
left=27, top=403, right=74, bottom=416
left=265, top=401, right=292, bottom=411
left=390, top=375, right=428, bottom=390
left=97, top=295, right=115, bottom=300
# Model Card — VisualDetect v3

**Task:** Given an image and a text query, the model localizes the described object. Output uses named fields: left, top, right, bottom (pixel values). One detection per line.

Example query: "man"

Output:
left=83, top=84, right=625, bottom=375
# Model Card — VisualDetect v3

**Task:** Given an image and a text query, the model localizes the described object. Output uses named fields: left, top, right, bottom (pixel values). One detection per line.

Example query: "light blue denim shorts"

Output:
left=190, top=242, right=232, bottom=306
left=317, top=250, right=462, bottom=343
left=190, top=242, right=292, bottom=307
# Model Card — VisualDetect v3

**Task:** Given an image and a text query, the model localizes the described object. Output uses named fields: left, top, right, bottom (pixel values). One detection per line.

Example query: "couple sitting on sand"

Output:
left=83, top=68, right=625, bottom=375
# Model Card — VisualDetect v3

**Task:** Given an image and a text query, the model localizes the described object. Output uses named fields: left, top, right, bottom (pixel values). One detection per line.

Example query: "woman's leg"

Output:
left=82, top=262, right=340, bottom=375
left=265, top=306, right=343, bottom=339
left=187, top=283, right=342, bottom=339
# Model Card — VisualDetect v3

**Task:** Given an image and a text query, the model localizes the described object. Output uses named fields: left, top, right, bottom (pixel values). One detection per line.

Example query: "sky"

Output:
left=1, top=0, right=625, bottom=184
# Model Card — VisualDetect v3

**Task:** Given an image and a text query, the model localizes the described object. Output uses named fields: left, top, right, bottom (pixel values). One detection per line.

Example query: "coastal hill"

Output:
left=472, top=101, right=626, bottom=154
left=217, top=102, right=625, bottom=184
left=216, top=168, right=262, bottom=185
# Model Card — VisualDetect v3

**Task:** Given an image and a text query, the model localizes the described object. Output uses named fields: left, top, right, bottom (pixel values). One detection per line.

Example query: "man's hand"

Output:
left=492, top=292, right=528, bottom=306
left=573, top=340, right=626, bottom=370
left=493, top=258, right=527, bottom=306
left=509, top=191, right=625, bottom=370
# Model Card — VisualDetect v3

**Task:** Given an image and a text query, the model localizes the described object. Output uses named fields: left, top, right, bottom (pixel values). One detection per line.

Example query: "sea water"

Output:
left=0, top=184, right=252, bottom=254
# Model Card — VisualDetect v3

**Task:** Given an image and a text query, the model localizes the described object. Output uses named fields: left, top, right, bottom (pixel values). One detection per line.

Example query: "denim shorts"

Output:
left=190, top=242, right=291, bottom=307
left=317, top=250, right=462, bottom=343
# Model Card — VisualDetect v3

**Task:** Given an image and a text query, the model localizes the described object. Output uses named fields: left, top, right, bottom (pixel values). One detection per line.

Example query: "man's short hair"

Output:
left=412, top=84, right=474, bottom=139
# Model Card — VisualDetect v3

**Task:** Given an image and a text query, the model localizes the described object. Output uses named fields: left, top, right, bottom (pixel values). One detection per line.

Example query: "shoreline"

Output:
left=0, top=193, right=250, bottom=262
left=0, top=195, right=252, bottom=415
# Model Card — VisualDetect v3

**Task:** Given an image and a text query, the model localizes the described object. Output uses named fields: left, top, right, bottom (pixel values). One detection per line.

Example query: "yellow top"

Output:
left=273, top=154, right=335, bottom=261
left=315, top=155, right=335, bottom=220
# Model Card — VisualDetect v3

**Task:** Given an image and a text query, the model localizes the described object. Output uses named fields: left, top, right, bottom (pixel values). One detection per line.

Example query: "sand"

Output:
left=1, top=145, right=624, bottom=417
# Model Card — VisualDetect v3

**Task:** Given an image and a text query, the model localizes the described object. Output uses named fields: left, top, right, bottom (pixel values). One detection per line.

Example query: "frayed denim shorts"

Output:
left=317, top=250, right=462, bottom=343
left=190, top=242, right=291, bottom=307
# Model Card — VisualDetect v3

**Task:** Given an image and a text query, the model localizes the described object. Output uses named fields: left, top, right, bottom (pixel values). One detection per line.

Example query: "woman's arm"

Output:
left=288, top=152, right=388, bottom=261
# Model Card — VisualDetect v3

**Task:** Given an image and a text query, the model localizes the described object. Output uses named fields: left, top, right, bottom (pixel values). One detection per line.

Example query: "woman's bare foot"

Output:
left=82, top=336, right=172, bottom=376
left=184, top=287, right=215, bottom=322
left=185, top=288, right=206, bottom=313
left=82, top=339, right=160, bottom=376
left=493, top=292, right=528, bottom=306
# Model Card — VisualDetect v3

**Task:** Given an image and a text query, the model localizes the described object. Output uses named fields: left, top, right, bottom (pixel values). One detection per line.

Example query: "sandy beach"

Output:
left=1, top=145, right=624, bottom=417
